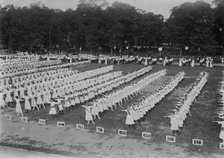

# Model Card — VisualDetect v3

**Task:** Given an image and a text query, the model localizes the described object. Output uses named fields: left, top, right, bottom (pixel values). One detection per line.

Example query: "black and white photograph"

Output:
left=0, top=0, right=223, bottom=157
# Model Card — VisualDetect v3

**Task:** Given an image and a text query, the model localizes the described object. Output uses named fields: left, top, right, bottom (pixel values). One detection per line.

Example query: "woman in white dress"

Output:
left=24, top=95, right=31, bottom=112
left=122, top=108, right=135, bottom=128
left=64, top=96, right=70, bottom=111
left=27, top=86, right=32, bottom=96
left=19, top=86, right=25, bottom=98
left=49, top=101, right=57, bottom=117
left=15, top=97, right=23, bottom=116
left=170, top=116, right=179, bottom=136
left=91, top=103, right=101, bottom=120
left=75, top=96, right=80, bottom=105
left=5, top=88, right=13, bottom=106
left=84, top=94, right=89, bottom=102
left=13, top=88, right=19, bottom=100
left=0, top=92, right=6, bottom=108
left=82, top=105, right=95, bottom=124
left=79, top=95, right=84, bottom=103
left=42, top=91, right=49, bottom=104
left=57, top=98, right=64, bottom=114
left=36, top=92, right=45, bottom=109
left=31, top=94, right=39, bottom=111
left=217, top=121, right=224, bottom=142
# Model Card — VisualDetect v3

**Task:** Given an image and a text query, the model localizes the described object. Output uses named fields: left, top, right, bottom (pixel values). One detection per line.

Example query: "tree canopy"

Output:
left=0, top=0, right=223, bottom=55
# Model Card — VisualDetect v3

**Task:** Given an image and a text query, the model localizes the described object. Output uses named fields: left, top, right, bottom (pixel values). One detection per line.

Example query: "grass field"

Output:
left=0, top=63, right=223, bottom=158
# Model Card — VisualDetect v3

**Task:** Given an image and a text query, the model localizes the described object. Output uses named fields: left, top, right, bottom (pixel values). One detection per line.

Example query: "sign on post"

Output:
left=96, top=126, right=104, bottom=134
left=21, top=117, right=28, bottom=123
left=192, top=139, right=203, bottom=146
left=166, top=136, right=176, bottom=143
left=38, top=119, right=46, bottom=125
left=5, top=115, right=11, bottom=120
left=76, top=124, right=84, bottom=130
left=118, top=129, right=127, bottom=137
left=57, top=121, right=65, bottom=127
left=220, top=143, right=224, bottom=149
left=142, top=132, right=151, bottom=140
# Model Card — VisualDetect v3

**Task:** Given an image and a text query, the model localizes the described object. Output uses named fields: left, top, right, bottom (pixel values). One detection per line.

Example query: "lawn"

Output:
left=1, top=63, right=224, bottom=156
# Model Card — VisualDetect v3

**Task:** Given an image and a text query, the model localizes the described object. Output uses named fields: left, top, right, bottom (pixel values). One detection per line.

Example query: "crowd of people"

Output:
left=123, top=71, right=185, bottom=126
left=0, top=52, right=223, bottom=142
left=0, top=56, right=90, bottom=78
left=81, top=66, right=153, bottom=124
left=83, top=69, right=166, bottom=124
left=215, top=72, right=224, bottom=143
left=168, top=72, right=208, bottom=135
left=179, top=57, right=215, bottom=67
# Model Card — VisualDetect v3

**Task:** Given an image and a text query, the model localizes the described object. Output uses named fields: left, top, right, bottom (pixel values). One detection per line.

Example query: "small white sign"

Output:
left=76, top=124, right=84, bottom=130
left=220, top=143, right=224, bottom=149
left=96, top=126, right=104, bottom=134
left=57, top=121, right=65, bottom=127
left=21, top=117, right=28, bottom=123
left=166, top=136, right=176, bottom=143
left=39, top=119, right=46, bottom=125
left=192, top=139, right=203, bottom=146
left=5, top=115, right=11, bottom=120
left=142, top=132, right=151, bottom=139
left=118, top=129, right=127, bottom=137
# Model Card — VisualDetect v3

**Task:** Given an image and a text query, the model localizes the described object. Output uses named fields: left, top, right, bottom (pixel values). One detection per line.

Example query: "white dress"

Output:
left=19, top=87, right=25, bottom=98
left=58, top=102, right=63, bottom=111
left=80, top=96, right=84, bottom=103
left=16, top=99, right=22, bottom=113
left=31, top=97, right=37, bottom=108
left=91, top=104, right=99, bottom=116
left=64, top=100, right=70, bottom=108
left=125, top=110, right=135, bottom=125
left=36, top=94, right=43, bottom=105
left=219, top=123, right=224, bottom=140
left=75, top=97, right=80, bottom=104
left=24, top=96, right=31, bottom=110
left=70, top=98, right=75, bottom=106
left=49, top=103, right=57, bottom=115
left=171, top=117, right=179, bottom=130
left=98, top=103, right=104, bottom=112
left=43, top=92, right=49, bottom=104
left=0, top=92, right=5, bottom=108
left=5, top=90, right=13, bottom=103
left=85, top=106, right=93, bottom=121
left=14, top=89, right=19, bottom=99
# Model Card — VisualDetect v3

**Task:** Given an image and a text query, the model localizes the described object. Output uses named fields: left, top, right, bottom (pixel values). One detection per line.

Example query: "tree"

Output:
left=213, top=0, right=224, bottom=48
left=166, top=1, right=215, bottom=50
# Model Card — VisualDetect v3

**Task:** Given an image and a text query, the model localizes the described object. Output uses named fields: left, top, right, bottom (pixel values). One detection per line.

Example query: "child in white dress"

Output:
left=24, top=95, right=31, bottom=112
left=0, top=92, right=5, bottom=108
left=82, top=105, right=95, bottom=124
left=122, top=108, right=135, bottom=128
left=15, top=97, right=23, bottom=116
left=49, top=101, right=57, bottom=117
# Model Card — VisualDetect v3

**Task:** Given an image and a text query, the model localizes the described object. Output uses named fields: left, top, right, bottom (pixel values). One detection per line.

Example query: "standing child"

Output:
left=49, top=100, right=57, bottom=117
left=15, top=97, right=23, bottom=116
left=24, top=95, right=31, bottom=112
left=82, top=105, right=95, bottom=124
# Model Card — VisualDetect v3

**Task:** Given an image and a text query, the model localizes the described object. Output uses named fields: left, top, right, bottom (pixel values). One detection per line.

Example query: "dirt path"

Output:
left=0, top=116, right=223, bottom=158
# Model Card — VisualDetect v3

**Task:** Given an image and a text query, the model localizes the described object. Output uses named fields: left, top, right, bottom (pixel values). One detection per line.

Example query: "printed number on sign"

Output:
left=39, top=119, right=46, bottom=125
left=118, top=129, right=127, bottom=137
left=57, top=121, right=65, bottom=127
left=220, top=143, right=224, bottom=149
left=166, top=136, right=176, bottom=143
left=76, top=124, right=84, bottom=130
left=21, top=117, right=28, bottom=123
left=192, top=139, right=203, bottom=146
left=5, top=115, right=11, bottom=120
left=142, top=132, right=151, bottom=139
left=96, top=127, right=104, bottom=134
